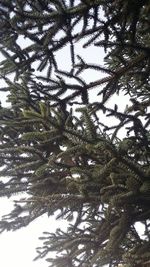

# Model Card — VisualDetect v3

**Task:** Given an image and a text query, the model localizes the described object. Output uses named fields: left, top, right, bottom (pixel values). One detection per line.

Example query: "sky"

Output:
left=0, top=197, right=68, bottom=267
left=0, top=10, right=144, bottom=267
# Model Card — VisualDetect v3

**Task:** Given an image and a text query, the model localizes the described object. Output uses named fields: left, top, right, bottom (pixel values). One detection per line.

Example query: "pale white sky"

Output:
left=0, top=197, right=68, bottom=267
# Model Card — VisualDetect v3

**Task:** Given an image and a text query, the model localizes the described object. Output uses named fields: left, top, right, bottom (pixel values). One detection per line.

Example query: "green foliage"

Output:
left=0, top=1, right=150, bottom=267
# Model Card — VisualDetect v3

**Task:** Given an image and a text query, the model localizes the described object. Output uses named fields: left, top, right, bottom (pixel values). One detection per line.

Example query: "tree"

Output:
left=0, top=0, right=150, bottom=266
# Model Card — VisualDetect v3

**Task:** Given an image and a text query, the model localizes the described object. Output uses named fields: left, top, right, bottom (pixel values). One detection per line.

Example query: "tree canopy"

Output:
left=0, top=0, right=150, bottom=266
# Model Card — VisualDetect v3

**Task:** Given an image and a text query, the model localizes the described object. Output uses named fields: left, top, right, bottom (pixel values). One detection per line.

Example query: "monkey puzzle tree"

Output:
left=0, top=0, right=150, bottom=266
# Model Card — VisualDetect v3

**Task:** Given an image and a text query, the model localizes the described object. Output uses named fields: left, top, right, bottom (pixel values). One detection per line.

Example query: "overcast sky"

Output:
left=0, top=197, right=68, bottom=267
